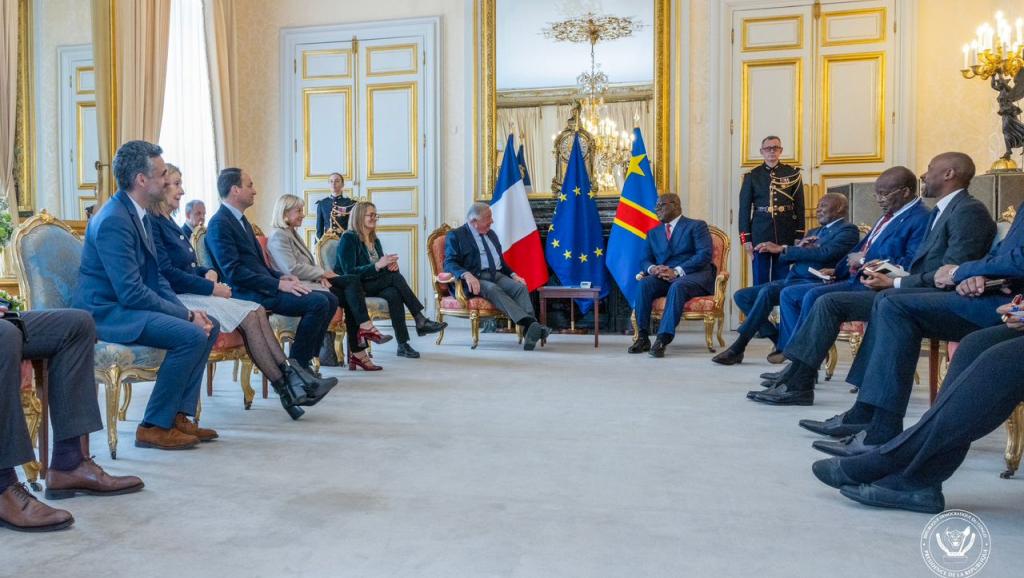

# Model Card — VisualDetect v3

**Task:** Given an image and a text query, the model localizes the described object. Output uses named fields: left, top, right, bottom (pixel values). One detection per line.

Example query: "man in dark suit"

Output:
left=205, top=168, right=337, bottom=413
left=757, top=153, right=996, bottom=406
left=738, top=136, right=806, bottom=285
left=712, top=193, right=859, bottom=368
left=812, top=319, right=1024, bottom=513
left=315, top=172, right=356, bottom=239
left=629, top=193, right=717, bottom=358
left=181, top=199, right=205, bottom=240
left=75, top=140, right=220, bottom=450
left=444, top=202, right=550, bottom=350
left=1, top=308, right=143, bottom=532
left=774, top=167, right=931, bottom=354
left=808, top=200, right=1024, bottom=456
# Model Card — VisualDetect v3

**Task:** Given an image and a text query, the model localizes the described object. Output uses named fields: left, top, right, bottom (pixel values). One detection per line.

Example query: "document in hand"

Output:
left=864, top=260, right=909, bottom=278
left=808, top=267, right=834, bottom=281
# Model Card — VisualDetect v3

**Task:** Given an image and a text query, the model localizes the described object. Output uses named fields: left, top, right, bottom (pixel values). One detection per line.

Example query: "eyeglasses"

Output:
left=366, top=214, right=379, bottom=221
left=873, top=186, right=909, bottom=199
left=760, top=146, right=783, bottom=153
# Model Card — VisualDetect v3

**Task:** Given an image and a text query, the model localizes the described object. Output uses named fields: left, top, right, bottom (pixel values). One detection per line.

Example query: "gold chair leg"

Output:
left=716, top=315, right=726, bottom=347
left=435, top=313, right=446, bottom=345
left=470, top=312, right=480, bottom=349
left=630, top=311, right=639, bottom=341
left=98, top=367, right=123, bottom=459
left=825, top=344, right=838, bottom=381
left=702, top=316, right=715, bottom=353
left=334, top=331, right=345, bottom=363
left=240, top=359, right=255, bottom=410
left=231, top=360, right=237, bottom=382
left=118, top=383, right=133, bottom=421
left=20, top=388, right=43, bottom=488
left=1002, top=403, right=1024, bottom=479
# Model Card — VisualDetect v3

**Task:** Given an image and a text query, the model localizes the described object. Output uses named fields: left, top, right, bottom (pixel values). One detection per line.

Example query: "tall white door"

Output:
left=283, top=20, right=437, bottom=309
left=58, top=45, right=99, bottom=220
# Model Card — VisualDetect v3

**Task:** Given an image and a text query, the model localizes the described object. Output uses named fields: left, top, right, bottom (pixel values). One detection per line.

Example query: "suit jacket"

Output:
left=182, top=222, right=194, bottom=241
left=640, top=216, right=715, bottom=276
left=205, top=204, right=282, bottom=302
left=738, top=162, right=806, bottom=245
left=315, top=194, right=356, bottom=238
left=334, top=230, right=391, bottom=282
left=900, top=191, right=996, bottom=288
left=444, top=224, right=515, bottom=281
left=780, top=219, right=860, bottom=280
left=74, top=190, right=188, bottom=343
left=953, top=201, right=1024, bottom=292
left=833, top=200, right=932, bottom=280
left=150, top=214, right=215, bottom=296
left=268, top=227, right=326, bottom=282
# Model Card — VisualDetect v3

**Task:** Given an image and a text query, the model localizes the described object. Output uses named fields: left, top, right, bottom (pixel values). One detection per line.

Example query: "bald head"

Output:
left=815, top=192, right=848, bottom=225
left=921, top=152, right=976, bottom=198
left=874, top=166, right=918, bottom=213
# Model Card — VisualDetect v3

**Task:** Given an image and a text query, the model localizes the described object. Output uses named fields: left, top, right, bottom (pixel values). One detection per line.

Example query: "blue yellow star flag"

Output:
left=544, top=133, right=608, bottom=313
left=606, top=128, right=660, bottom=309
left=516, top=143, right=533, bottom=193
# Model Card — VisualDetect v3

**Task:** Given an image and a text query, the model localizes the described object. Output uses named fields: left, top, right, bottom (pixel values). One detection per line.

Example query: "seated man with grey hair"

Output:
left=182, top=199, right=206, bottom=240
left=444, top=202, right=551, bottom=350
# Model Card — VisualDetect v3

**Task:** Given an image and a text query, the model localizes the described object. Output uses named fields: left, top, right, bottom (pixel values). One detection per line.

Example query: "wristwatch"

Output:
left=188, top=311, right=195, bottom=322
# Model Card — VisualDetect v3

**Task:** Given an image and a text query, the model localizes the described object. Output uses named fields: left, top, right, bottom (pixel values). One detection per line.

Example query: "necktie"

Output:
left=862, top=211, right=893, bottom=254
left=927, top=206, right=941, bottom=231
left=141, top=214, right=155, bottom=253
left=481, top=234, right=498, bottom=274
left=665, top=222, right=673, bottom=240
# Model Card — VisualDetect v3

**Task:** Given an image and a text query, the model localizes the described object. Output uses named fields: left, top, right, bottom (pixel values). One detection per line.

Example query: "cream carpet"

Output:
left=3, top=325, right=1022, bottom=577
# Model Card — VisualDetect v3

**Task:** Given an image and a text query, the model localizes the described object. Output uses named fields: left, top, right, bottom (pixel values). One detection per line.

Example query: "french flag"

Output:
left=490, top=134, right=548, bottom=291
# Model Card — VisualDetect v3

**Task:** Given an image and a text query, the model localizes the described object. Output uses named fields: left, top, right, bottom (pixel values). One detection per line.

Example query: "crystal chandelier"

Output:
left=544, top=12, right=641, bottom=192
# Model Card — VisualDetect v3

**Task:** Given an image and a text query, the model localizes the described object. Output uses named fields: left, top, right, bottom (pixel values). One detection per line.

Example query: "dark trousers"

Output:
left=752, top=251, right=790, bottom=285
left=733, top=278, right=810, bottom=342
left=635, top=269, right=715, bottom=337
left=1, top=310, right=103, bottom=469
left=361, top=271, right=423, bottom=343
left=843, top=325, right=1024, bottom=487
left=777, top=279, right=866, bottom=351
left=784, top=289, right=878, bottom=368
left=262, top=290, right=336, bottom=367
left=327, top=276, right=371, bottom=351
left=849, top=288, right=1009, bottom=416
left=133, top=313, right=220, bottom=428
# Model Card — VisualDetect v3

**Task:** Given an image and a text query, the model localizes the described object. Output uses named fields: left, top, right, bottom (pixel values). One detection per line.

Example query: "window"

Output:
left=159, top=0, right=218, bottom=223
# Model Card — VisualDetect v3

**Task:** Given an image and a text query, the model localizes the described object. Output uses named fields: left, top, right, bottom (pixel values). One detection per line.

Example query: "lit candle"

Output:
left=963, top=44, right=970, bottom=68
left=1017, top=18, right=1023, bottom=45
left=971, top=40, right=979, bottom=65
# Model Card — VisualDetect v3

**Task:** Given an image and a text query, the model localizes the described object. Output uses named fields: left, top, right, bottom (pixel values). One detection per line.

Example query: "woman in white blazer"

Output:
left=268, top=194, right=390, bottom=371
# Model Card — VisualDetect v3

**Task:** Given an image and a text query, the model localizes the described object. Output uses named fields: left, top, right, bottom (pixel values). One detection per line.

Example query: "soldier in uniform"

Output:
left=738, top=136, right=806, bottom=285
left=315, top=172, right=357, bottom=239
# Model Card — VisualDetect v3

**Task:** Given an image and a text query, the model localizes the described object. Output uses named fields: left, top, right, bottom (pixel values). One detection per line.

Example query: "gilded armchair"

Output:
left=630, top=225, right=731, bottom=352
left=12, top=211, right=165, bottom=459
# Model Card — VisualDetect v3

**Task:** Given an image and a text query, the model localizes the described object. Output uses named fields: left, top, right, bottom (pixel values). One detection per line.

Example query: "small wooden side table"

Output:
left=537, top=286, right=601, bottom=347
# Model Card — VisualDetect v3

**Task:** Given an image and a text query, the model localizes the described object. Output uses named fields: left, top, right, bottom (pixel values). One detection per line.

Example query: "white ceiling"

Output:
left=496, top=0, right=655, bottom=90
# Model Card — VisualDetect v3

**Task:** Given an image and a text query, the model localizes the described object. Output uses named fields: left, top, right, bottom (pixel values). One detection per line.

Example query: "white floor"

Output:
left=4, top=324, right=1023, bottom=577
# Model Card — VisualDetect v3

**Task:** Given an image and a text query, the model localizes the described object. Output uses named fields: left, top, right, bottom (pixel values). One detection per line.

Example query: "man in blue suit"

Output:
left=630, top=193, right=717, bottom=358
left=774, top=167, right=930, bottom=354
left=76, top=141, right=220, bottom=450
left=712, top=193, right=859, bottom=367
left=205, top=168, right=337, bottom=414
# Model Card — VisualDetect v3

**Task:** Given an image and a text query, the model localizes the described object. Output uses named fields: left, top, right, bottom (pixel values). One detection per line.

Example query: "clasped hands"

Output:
left=933, top=264, right=1007, bottom=296
left=190, top=309, right=214, bottom=336
left=374, top=253, right=400, bottom=273
left=649, top=265, right=680, bottom=281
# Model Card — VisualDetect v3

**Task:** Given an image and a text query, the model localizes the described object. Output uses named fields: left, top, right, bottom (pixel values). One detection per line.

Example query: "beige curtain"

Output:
left=91, top=0, right=171, bottom=205
left=0, top=0, right=17, bottom=220
left=204, top=0, right=236, bottom=168
left=496, top=106, right=543, bottom=191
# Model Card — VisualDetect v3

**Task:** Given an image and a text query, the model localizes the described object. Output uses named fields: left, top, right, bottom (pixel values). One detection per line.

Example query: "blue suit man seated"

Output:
left=629, top=193, right=717, bottom=358
left=75, top=140, right=220, bottom=451
left=775, top=167, right=931, bottom=353
left=712, top=193, right=859, bottom=367
left=205, top=168, right=337, bottom=413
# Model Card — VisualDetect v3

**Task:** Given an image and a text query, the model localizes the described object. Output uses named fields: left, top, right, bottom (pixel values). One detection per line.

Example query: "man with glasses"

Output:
left=739, top=136, right=806, bottom=285
left=752, top=153, right=996, bottom=406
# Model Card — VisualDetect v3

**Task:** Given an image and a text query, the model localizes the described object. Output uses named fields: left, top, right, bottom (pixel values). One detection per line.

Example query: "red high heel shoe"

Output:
left=348, top=352, right=383, bottom=371
left=357, top=327, right=394, bottom=345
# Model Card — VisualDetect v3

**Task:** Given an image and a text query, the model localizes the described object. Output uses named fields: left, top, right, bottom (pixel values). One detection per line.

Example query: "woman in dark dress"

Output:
left=333, top=201, right=446, bottom=358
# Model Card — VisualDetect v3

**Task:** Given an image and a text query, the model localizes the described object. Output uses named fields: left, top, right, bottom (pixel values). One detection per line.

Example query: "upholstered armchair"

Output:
left=12, top=212, right=165, bottom=459
left=630, top=225, right=731, bottom=352
left=426, top=224, right=522, bottom=349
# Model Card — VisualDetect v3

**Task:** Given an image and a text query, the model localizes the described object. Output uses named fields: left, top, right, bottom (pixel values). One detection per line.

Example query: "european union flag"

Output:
left=544, top=133, right=608, bottom=313
left=606, top=128, right=660, bottom=309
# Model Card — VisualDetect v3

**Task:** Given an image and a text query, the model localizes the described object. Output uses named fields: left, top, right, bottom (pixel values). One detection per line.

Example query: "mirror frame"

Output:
left=474, top=0, right=670, bottom=200
left=14, top=0, right=36, bottom=215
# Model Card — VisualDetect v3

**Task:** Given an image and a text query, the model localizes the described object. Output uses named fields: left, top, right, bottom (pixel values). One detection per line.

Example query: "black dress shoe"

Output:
left=760, top=365, right=789, bottom=381
left=711, top=348, right=743, bottom=365
left=766, top=350, right=787, bottom=364
left=750, top=383, right=814, bottom=405
left=397, top=342, right=420, bottom=358
left=523, top=322, right=547, bottom=351
left=839, top=483, right=945, bottom=514
left=799, top=413, right=868, bottom=438
left=628, top=336, right=651, bottom=354
left=811, top=458, right=861, bottom=489
left=416, top=319, right=448, bottom=337
left=648, top=338, right=667, bottom=358
left=812, top=431, right=877, bottom=457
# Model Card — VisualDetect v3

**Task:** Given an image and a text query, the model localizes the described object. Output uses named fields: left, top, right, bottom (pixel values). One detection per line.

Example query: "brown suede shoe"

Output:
left=44, top=457, right=145, bottom=500
left=174, top=414, right=219, bottom=442
left=135, top=424, right=199, bottom=450
left=0, top=483, right=74, bottom=532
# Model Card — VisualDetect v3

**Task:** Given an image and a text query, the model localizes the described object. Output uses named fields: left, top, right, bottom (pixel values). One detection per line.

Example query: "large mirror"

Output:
left=475, top=0, right=670, bottom=199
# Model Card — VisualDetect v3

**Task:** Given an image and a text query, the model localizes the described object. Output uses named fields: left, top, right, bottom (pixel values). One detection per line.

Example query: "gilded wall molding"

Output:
left=14, top=0, right=36, bottom=215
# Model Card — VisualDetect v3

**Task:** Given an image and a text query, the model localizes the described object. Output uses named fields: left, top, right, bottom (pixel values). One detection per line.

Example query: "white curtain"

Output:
left=496, top=106, right=543, bottom=191
left=159, top=0, right=219, bottom=221
left=0, top=0, right=18, bottom=226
